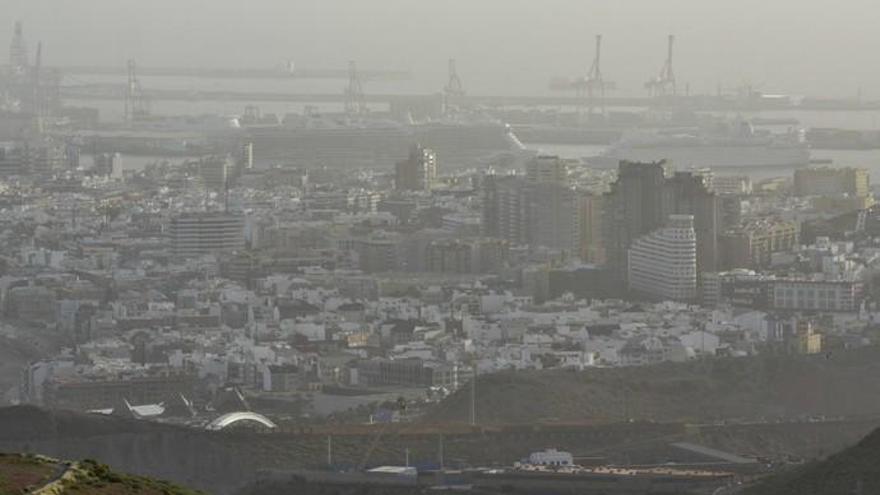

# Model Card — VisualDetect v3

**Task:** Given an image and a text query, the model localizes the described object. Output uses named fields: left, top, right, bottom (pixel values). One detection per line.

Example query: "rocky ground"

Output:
left=743, top=426, right=880, bottom=495
left=428, top=347, right=880, bottom=425
left=0, top=453, right=201, bottom=495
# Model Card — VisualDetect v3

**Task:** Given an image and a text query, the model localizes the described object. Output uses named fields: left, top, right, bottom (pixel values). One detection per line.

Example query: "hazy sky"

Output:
left=2, top=0, right=878, bottom=97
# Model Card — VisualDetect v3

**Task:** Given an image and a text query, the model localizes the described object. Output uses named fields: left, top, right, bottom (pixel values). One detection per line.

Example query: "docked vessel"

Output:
left=806, top=127, right=880, bottom=150
left=586, top=120, right=810, bottom=169
left=245, top=113, right=524, bottom=169
left=509, top=109, right=710, bottom=146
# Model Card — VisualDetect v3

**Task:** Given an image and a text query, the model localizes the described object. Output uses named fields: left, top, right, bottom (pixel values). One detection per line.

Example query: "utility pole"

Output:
left=438, top=434, right=445, bottom=470
left=327, top=435, right=333, bottom=468
left=470, top=362, right=476, bottom=426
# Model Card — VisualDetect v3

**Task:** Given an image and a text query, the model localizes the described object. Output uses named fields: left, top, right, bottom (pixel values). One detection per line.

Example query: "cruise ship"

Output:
left=586, top=120, right=810, bottom=169
left=244, top=113, right=524, bottom=169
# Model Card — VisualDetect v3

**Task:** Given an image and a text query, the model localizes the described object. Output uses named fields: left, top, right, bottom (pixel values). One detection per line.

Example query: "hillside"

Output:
left=0, top=453, right=201, bottom=495
left=428, top=347, right=880, bottom=424
left=743, top=427, right=880, bottom=495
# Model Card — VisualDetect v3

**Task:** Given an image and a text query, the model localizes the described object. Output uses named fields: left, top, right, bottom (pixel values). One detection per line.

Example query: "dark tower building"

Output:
left=481, top=174, right=529, bottom=245
left=395, top=144, right=437, bottom=191
left=603, top=161, right=669, bottom=277
left=603, top=161, right=719, bottom=287
left=667, top=171, right=720, bottom=276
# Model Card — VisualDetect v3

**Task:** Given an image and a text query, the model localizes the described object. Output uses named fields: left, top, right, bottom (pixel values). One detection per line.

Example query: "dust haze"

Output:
left=2, top=0, right=878, bottom=96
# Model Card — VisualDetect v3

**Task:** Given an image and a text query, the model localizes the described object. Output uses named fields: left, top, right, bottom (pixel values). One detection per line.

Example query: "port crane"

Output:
left=549, top=35, right=615, bottom=119
left=573, top=35, right=613, bottom=118
left=443, top=58, right=466, bottom=114
left=124, top=59, right=150, bottom=122
left=645, top=35, right=676, bottom=97
left=344, top=60, right=366, bottom=115
left=9, top=21, right=28, bottom=74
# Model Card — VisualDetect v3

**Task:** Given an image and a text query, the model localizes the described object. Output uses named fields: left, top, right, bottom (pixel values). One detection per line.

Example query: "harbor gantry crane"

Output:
left=574, top=35, right=608, bottom=119
left=9, top=21, right=28, bottom=74
left=344, top=60, right=366, bottom=116
left=124, top=59, right=150, bottom=122
left=443, top=58, right=466, bottom=114
left=645, top=34, right=676, bottom=98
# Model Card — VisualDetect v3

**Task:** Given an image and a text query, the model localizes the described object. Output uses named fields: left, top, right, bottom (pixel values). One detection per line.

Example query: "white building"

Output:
left=627, top=215, right=697, bottom=302
left=168, top=212, right=245, bottom=258
left=527, top=449, right=574, bottom=466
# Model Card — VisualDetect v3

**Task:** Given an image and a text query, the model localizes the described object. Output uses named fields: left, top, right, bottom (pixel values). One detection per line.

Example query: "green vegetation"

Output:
left=59, top=459, right=202, bottom=494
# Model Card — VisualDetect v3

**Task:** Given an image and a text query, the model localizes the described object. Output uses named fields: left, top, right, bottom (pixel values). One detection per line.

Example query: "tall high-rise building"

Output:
left=199, top=155, right=236, bottom=191
left=395, top=144, right=437, bottom=191
left=528, top=182, right=581, bottom=255
left=169, top=213, right=245, bottom=258
left=793, top=167, right=870, bottom=197
left=720, top=218, right=800, bottom=269
left=353, top=235, right=401, bottom=273
left=424, top=239, right=508, bottom=274
left=481, top=156, right=580, bottom=256
left=481, top=174, right=529, bottom=245
left=628, top=214, right=697, bottom=302
left=526, top=155, right=568, bottom=185
left=578, top=193, right=606, bottom=264
left=0, top=145, right=25, bottom=175
left=712, top=175, right=753, bottom=196
left=667, top=172, right=720, bottom=276
left=603, top=161, right=669, bottom=276
left=239, top=142, right=254, bottom=170
left=603, top=161, right=719, bottom=284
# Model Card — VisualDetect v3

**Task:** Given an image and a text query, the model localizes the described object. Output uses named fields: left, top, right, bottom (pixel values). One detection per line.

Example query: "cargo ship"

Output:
left=806, top=127, right=880, bottom=150
left=586, top=119, right=810, bottom=169
left=245, top=113, right=525, bottom=168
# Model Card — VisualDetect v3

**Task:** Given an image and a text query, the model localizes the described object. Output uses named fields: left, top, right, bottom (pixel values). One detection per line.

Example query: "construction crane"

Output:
left=443, top=58, right=465, bottom=114
left=645, top=35, right=676, bottom=97
left=344, top=60, right=366, bottom=116
left=124, top=59, right=150, bottom=122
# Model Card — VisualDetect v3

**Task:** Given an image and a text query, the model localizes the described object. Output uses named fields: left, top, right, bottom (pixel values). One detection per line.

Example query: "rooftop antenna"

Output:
left=645, top=35, right=676, bottom=97
left=344, top=60, right=366, bottom=116
left=443, top=58, right=465, bottom=114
